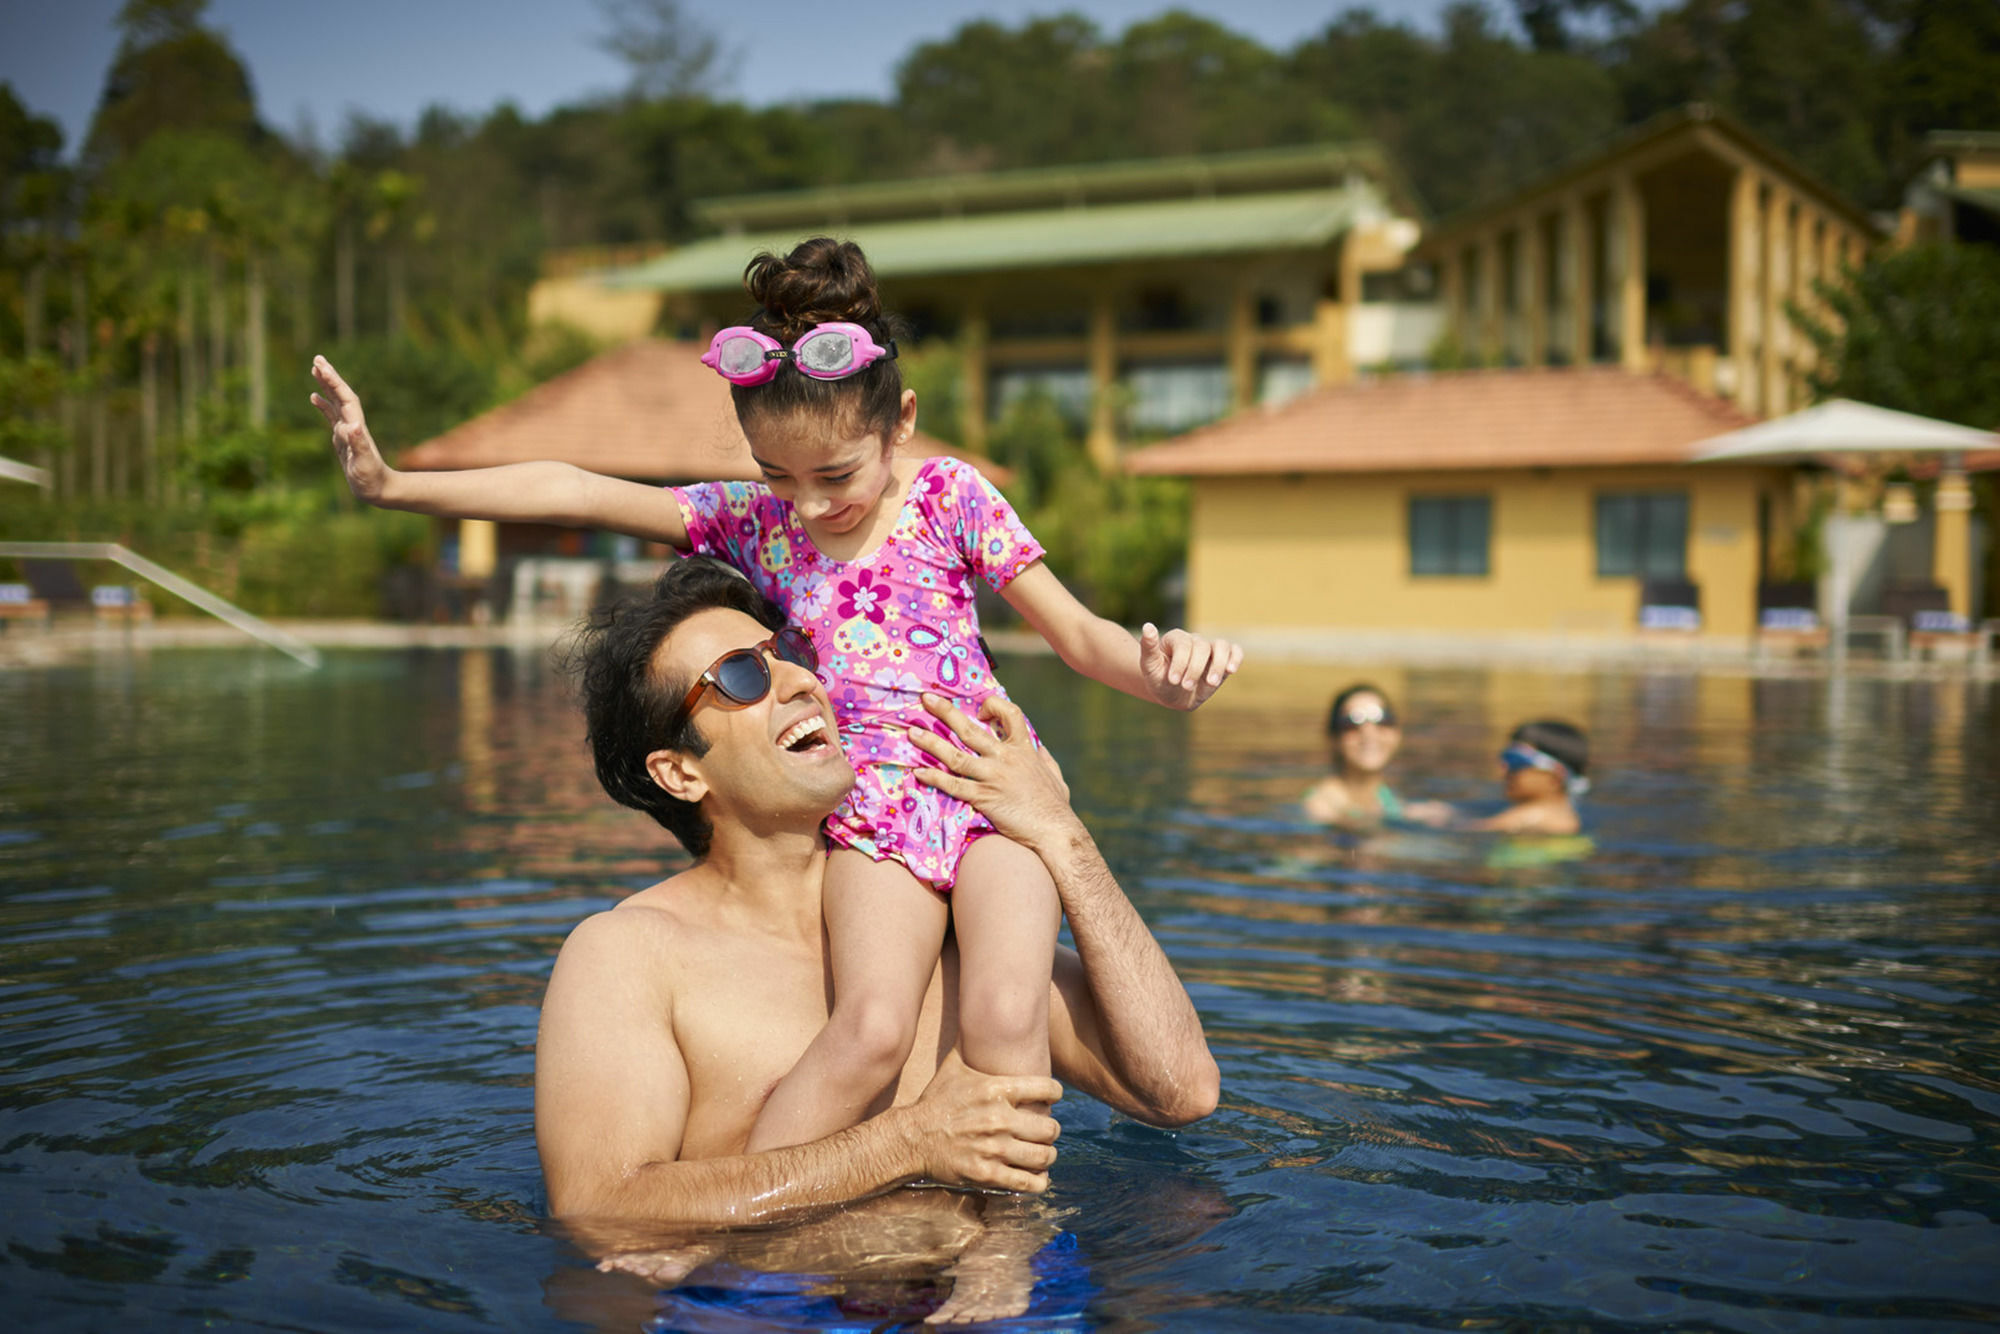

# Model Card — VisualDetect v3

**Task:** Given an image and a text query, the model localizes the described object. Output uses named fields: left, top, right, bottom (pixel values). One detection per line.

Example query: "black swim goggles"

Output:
left=679, top=627, right=819, bottom=717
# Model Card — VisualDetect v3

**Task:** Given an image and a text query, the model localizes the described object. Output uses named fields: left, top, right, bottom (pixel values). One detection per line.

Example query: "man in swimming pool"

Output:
left=534, top=557, right=1218, bottom=1238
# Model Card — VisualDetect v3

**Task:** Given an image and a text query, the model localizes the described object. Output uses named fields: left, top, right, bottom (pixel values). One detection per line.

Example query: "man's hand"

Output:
left=902, top=1050, right=1061, bottom=1194
left=309, top=355, right=394, bottom=505
left=904, top=694, right=1082, bottom=857
left=1138, top=623, right=1242, bottom=711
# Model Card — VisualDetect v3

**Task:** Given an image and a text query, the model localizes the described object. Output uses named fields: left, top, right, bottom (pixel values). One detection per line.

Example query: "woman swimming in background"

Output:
left=1465, top=719, right=1590, bottom=836
left=1302, top=683, right=1451, bottom=829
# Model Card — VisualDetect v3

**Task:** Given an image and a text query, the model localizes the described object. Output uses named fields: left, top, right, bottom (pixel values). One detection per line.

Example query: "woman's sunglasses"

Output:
left=1333, top=701, right=1397, bottom=732
left=680, top=627, right=819, bottom=718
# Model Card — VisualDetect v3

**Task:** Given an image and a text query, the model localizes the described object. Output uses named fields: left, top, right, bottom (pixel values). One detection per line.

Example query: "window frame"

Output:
left=1407, top=493, right=1493, bottom=578
left=1594, top=490, right=1690, bottom=580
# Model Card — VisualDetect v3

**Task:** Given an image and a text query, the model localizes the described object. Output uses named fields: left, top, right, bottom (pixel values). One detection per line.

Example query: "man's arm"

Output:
left=536, top=908, right=1064, bottom=1229
left=905, top=693, right=1221, bottom=1127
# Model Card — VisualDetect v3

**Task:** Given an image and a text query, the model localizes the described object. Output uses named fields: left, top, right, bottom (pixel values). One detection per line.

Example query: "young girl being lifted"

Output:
left=311, top=237, right=1241, bottom=1153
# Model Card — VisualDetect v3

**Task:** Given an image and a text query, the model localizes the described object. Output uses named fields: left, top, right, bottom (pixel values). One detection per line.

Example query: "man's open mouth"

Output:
left=777, top=716, right=831, bottom=753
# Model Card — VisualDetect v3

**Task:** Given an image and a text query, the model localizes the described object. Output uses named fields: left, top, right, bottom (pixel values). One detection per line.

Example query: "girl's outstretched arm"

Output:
left=310, top=355, right=690, bottom=549
left=1000, top=562, right=1241, bottom=710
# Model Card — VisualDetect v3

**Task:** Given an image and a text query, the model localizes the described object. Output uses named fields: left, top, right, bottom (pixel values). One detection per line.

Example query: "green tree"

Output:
left=1613, top=0, right=1888, bottom=204
left=1794, top=242, right=2000, bottom=429
left=895, top=15, right=1116, bottom=170
left=84, top=0, right=262, bottom=168
left=1292, top=4, right=1621, bottom=216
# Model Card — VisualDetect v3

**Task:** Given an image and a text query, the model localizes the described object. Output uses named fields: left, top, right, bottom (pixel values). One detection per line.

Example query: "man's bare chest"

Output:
left=669, top=943, right=949, bottom=1159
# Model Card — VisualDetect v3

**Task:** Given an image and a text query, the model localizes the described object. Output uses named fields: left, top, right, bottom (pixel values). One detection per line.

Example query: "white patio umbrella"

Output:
left=1692, top=398, right=1995, bottom=461
left=1692, top=400, right=1995, bottom=636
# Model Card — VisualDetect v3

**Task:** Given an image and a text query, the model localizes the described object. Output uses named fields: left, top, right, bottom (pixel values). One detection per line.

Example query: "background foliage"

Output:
left=2, top=0, right=1996, bottom=617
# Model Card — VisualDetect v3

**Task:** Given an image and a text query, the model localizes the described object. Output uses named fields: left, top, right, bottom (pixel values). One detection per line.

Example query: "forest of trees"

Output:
left=2, top=0, right=1996, bottom=616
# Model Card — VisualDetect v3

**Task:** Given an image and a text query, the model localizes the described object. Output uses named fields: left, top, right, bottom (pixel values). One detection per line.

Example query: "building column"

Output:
left=1613, top=173, right=1647, bottom=371
left=1727, top=167, right=1761, bottom=412
left=1478, top=229, right=1502, bottom=364
left=1227, top=280, right=1257, bottom=413
left=1762, top=185, right=1792, bottom=415
left=1311, top=294, right=1348, bottom=386
left=1934, top=454, right=1974, bottom=619
left=1793, top=210, right=1820, bottom=381
left=1564, top=193, right=1592, bottom=366
left=1441, top=248, right=1466, bottom=355
left=960, top=301, right=989, bottom=455
left=1086, top=289, right=1118, bottom=470
left=459, top=518, right=496, bottom=580
left=1522, top=213, right=1548, bottom=367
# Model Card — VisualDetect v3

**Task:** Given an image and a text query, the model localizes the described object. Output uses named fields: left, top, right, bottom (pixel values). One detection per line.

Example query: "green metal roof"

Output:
left=693, top=141, right=1413, bottom=230
left=605, top=187, right=1371, bottom=292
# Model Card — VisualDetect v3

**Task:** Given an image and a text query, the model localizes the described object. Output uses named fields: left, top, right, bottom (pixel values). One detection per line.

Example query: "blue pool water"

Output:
left=2, top=648, right=1996, bottom=1331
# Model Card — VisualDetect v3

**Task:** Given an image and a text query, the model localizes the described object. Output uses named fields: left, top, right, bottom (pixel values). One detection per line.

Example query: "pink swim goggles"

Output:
left=701, top=322, right=897, bottom=386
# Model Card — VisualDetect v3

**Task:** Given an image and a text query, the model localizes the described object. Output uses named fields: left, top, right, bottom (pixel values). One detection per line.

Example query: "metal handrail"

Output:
left=0, top=541, right=322, bottom=669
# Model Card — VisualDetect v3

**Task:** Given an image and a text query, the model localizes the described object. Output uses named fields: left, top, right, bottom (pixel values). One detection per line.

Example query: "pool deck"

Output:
left=3, top=616, right=1994, bottom=680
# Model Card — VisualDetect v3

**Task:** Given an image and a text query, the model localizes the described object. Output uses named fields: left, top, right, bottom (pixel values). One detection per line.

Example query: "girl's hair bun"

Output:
left=743, top=237, right=883, bottom=339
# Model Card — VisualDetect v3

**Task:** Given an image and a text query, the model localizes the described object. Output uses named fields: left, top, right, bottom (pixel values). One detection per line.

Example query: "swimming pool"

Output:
left=3, top=648, right=1996, bottom=1330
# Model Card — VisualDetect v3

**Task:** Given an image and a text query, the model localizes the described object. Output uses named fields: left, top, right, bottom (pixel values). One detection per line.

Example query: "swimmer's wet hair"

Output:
left=1510, top=719, right=1588, bottom=777
left=731, top=237, right=909, bottom=446
left=565, top=556, right=786, bottom=860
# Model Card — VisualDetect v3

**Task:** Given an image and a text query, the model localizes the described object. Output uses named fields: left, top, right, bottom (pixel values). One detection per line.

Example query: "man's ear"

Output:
left=646, top=748, right=708, bottom=805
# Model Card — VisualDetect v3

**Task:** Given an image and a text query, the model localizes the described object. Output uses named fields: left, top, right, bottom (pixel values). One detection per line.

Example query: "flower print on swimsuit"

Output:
left=865, top=666, right=925, bottom=708
left=832, top=616, right=890, bottom=661
left=792, top=571, right=835, bottom=622
left=758, top=529, right=794, bottom=577
left=837, top=569, right=888, bottom=623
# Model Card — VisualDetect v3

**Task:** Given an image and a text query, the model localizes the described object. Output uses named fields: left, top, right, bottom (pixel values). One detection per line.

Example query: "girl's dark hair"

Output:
left=1511, top=719, right=1589, bottom=777
left=564, top=556, right=787, bottom=860
left=732, top=237, right=909, bottom=445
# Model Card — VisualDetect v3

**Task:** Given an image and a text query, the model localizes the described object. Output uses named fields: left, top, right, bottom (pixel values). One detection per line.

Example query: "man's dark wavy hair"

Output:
left=565, top=556, right=786, bottom=859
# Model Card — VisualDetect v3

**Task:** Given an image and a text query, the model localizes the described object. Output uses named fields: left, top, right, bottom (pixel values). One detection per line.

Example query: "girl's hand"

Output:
left=1138, top=623, right=1242, bottom=711
left=310, top=355, right=394, bottom=505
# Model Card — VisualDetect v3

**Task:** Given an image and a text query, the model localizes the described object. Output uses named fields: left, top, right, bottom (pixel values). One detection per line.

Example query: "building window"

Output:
left=1596, top=491, right=1688, bottom=578
left=992, top=367, right=1095, bottom=429
left=1409, top=495, right=1491, bottom=576
left=1257, top=358, right=1315, bottom=407
left=1125, top=363, right=1232, bottom=434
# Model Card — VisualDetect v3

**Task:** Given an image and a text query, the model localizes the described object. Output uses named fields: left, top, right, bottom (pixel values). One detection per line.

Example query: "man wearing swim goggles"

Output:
left=1466, top=722, right=1590, bottom=835
left=1500, top=743, right=1590, bottom=798
left=701, top=323, right=897, bottom=386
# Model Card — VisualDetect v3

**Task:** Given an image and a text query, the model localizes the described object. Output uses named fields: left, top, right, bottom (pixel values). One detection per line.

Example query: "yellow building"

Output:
left=601, top=144, right=1432, bottom=464
left=1899, top=130, right=2000, bottom=248
left=1126, top=366, right=1790, bottom=639
left=1420, top=104, right=1878, bottom=420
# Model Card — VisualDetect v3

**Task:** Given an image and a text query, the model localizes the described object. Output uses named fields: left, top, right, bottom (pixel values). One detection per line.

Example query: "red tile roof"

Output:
left=1124, top=366, right=1760, bottom=476
left=400, top=338, right=1010, bottom=485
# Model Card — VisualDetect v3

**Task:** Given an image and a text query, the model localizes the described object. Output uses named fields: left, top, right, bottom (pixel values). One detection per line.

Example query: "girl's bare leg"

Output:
left=950, top=835, right=1061, bottom=1088
left=746, top=848, right=947, bottom=1152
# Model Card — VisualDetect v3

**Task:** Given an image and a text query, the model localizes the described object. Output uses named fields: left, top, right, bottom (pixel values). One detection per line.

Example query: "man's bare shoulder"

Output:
left=552, top=872, right=699, bottom=974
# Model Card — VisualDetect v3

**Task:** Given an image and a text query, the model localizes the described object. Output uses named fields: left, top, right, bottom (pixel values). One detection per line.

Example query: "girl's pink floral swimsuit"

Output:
left=672, top=456, right=1045, bottom=890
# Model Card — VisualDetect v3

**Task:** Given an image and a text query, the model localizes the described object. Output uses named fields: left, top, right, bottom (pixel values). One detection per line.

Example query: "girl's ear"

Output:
left=895, top=388, right=918, bottom=446
left=646, top=748, right=708, bottom=805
